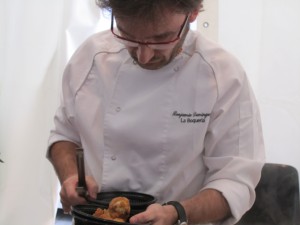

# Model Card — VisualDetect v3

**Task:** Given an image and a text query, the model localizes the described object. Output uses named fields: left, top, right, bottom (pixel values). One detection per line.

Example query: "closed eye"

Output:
left=117, top=25, right=177, bottom=42
left=151, top=32, right=178, bottom=42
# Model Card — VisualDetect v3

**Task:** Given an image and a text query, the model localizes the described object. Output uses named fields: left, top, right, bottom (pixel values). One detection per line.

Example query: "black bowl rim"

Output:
left=87, top=191, right=156, bottom=207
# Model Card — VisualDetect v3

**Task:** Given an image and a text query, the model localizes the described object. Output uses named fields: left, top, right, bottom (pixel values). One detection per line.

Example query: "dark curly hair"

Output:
left=96, top=0, right=203, bottom=20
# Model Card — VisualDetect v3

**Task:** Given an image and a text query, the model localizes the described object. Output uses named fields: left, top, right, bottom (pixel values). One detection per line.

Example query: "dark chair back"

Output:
left=236, top=163, right=300, bottom=225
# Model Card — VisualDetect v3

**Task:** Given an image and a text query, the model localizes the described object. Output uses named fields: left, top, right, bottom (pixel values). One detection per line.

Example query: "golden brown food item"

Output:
left=112, top=218, right=126, bottom=223
left=108, top=197, right=131, bottom=220
left=93, top=208, right=112, bottom=220
left=93, top=208, right=105, bottom=217
left=93, top=197, right=130, bottom=222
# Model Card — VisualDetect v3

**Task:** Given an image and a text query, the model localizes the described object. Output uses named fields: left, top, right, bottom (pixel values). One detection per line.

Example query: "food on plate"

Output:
left=93, top=197, right=131, bottom=222
left=108, top=196, right=131, bottom=220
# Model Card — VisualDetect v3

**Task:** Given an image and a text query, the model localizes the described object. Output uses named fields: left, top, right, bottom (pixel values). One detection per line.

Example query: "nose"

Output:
left=136, top=45, right=155, bottom=64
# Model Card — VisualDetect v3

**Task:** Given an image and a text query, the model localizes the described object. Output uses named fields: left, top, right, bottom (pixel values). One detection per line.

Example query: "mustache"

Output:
left=131, top=55, right=162, bottom=64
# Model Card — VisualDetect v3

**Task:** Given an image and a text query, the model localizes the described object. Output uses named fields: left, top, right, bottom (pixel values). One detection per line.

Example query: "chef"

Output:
left=47, top=0, right=265, bottom=224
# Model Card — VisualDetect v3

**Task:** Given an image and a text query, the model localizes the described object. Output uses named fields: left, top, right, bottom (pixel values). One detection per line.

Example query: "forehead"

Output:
left=115, top=12, right=186, bottom=35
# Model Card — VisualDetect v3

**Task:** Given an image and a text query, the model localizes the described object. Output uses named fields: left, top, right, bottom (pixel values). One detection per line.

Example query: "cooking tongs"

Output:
left=76, top=147, right=88, bottom=198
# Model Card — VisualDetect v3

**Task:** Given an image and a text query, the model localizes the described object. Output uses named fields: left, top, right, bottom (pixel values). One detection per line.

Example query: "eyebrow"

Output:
left=117, top=24, right=178, bottom=41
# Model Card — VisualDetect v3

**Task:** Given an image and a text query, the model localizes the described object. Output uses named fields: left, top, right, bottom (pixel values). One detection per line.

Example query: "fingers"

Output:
left=130, top=209, right=154, bottom=224
left=85, top=176, right=99, bottom=199
left=130, top=203, right=178, bottom=225
left=60, top=175, right=99, bottom=213
left=60, top=176, right=86, bottom=213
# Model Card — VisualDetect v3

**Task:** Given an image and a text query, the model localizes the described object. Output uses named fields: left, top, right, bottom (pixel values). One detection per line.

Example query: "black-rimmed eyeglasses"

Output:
left=110, top=13, right=190, bottom=50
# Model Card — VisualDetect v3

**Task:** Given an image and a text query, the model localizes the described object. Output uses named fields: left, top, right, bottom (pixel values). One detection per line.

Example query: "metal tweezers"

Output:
left=76, top=148, right=88, bottom=198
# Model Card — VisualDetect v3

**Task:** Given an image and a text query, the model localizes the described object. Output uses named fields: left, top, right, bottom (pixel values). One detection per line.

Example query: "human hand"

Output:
left=59, top=174, right=98, bottom=213
left=129, top=203, right=178, bottom=225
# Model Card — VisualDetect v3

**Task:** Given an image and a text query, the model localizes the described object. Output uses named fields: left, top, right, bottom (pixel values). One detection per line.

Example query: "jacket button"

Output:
left=111, top=156, right=117, bottom=160
left=115, top=107, right=121, bottom=112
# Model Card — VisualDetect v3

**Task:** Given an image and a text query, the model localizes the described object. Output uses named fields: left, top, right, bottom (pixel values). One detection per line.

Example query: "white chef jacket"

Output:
left=48, top=29, right=265, bottom=225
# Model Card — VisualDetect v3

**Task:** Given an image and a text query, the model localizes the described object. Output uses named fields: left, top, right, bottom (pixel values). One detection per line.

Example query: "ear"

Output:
left=189, top=9, right=199, bottom=23
left=189, top=1, right=203, bottom=23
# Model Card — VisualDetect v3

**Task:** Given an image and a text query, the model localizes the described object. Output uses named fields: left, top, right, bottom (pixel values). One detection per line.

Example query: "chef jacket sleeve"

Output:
left=47, top=97, right=81, bottom=158
left=202, top=52, right=265, bottom=225
left=46, top=40, right=95, bottom=158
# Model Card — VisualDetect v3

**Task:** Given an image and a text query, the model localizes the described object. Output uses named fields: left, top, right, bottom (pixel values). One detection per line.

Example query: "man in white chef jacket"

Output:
left=47, top=0, right=265, bottom=224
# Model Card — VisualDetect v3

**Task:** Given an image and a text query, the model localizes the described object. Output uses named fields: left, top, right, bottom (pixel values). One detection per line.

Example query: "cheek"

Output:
left=126, top=47, right=136, bottom=54
left=160, top=48, right=178, bottom=62
left=154, top=49, right=173, bottom=60
left=159, top=49, right=172, bottom=56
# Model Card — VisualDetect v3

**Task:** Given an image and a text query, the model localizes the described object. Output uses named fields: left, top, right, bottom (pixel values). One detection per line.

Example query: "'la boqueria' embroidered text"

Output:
left=172, top=111, right=210, bottom=123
